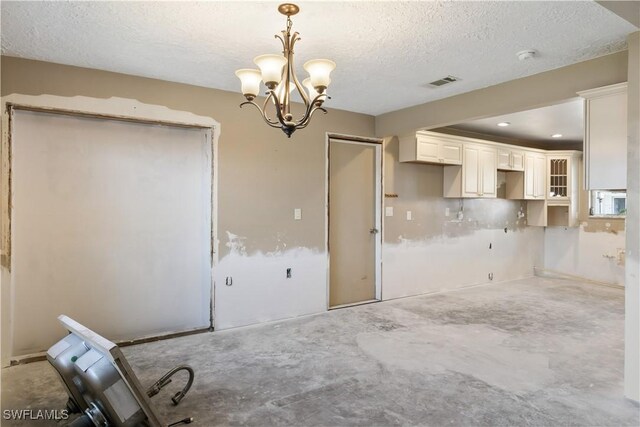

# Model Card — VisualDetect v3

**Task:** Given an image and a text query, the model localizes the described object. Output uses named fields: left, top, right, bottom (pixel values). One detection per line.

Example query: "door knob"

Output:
left=370, top=228, right=379, bottom=234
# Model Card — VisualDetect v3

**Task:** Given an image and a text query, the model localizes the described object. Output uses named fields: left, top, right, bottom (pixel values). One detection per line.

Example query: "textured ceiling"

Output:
left=1, top=1, right=637, bottom=115
left=451, top=99, right=584, bottom=144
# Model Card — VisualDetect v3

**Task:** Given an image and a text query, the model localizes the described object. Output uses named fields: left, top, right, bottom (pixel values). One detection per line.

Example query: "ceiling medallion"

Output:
left=235, top=3, right=336, bottom=137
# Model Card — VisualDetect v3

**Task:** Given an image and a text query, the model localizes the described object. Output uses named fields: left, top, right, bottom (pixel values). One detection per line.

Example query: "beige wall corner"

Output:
left=625, top=31, right=640, bottom=402
left=375, top=51, right=628, bottom=138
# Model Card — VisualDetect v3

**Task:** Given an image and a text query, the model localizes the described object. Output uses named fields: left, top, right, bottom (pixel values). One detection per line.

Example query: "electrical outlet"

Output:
left=385, top=206, right=394, bottom=217
left=445, top=208, right=450, bottom=217
left=294, top=208, right=302, bottom=220
left=406, top=211, right=412, bottom=221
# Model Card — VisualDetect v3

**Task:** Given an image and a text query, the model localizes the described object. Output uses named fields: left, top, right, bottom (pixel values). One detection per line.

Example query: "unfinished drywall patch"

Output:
left=1, top=94, right=220, bottom=365
left=544, top=224, right=625, bottom=286
left=383, top=227, right=543, bottom=300
left=214, top=232, right=326, bottom=330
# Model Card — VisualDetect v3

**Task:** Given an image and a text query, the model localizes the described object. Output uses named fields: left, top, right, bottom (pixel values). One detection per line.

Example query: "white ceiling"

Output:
left=1, top=1, right=636, bottom=116
left=451, top=99, right=584, bottom=144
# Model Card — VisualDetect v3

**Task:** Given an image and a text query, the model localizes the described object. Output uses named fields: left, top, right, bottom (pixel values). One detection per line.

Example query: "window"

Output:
left=589, top=190, right=626, bottom=217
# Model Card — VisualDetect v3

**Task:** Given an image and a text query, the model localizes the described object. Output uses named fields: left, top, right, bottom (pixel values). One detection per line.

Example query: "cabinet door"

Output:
left=497, top=149, right=511, bottom=170
left=524, top=154, right=536, bottom=199
left=586, top=91, right=627, bottom=189
left=534, top=155, right=546, bottom=199
left=440, top=141, right=463, bottom=165
left=463, top=145, right=480, bottom=196
left=416, top=136, right=439, bottom=163
left=480, top=148, right=497, bottom=197
left=547, top=156, right=569, bottom=199
left=511, top=151, right=525, bottom=171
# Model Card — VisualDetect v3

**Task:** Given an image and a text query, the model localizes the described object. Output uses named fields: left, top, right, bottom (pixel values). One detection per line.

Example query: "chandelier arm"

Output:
left=275, top=34, right=286, bottom=51
left=288, top=33, right=311, bottom=108
left=297, top=106, right=328, bottom=129
left=268, top=90, right=288, bottom=126
left=240, top=100, right=281, bottom=129
left=294, top=93, right=328, bottom=126
left=261, top=93, right=281, bottom=126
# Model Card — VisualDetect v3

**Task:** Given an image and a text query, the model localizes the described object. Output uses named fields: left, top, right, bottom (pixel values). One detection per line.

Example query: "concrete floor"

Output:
left=2, top=277, right=639, bottom=426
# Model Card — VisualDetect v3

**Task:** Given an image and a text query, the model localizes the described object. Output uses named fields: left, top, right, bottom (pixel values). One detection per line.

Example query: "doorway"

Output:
left=327, top=136, right=382, bottom=308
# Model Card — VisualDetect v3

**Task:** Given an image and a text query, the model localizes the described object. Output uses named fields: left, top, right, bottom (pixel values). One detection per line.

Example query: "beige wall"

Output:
left=0, top=56, right=376, bottom=258
left=0, top=56, right=375, bottom=360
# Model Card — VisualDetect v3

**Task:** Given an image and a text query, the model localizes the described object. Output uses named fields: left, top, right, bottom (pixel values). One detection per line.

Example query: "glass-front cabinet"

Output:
left=547, top=155, right=570, bottom=199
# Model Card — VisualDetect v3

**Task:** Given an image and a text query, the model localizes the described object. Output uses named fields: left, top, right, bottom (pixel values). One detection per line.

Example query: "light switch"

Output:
left=406, top=211, right=413, bottom=221
left=385, top=207, right=394, bottom=217
left=445, top=208, right=450, bottom=217
left=294, top=208, right=302, bottom=220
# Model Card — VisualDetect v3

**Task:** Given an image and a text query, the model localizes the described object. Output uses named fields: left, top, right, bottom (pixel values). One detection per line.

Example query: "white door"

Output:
left=10, top=110, right=212, bottom=356
left=328, top=138, right=382, bottom=307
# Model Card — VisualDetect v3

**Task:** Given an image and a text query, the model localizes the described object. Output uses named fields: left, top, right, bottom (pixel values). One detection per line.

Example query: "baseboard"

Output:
left=534, top=267, right=624, bottom=289
left=7, top=326, right=211, bottom=367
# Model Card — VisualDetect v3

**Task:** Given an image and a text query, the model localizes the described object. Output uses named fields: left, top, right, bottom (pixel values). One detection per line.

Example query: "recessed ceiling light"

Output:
left=551, top=134, right=563, bottom=138
left=497, top=122, right=510, bottom=127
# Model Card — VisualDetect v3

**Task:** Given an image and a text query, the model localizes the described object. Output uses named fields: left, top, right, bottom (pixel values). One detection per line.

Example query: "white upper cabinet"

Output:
left=524, top=152, right=547, bottom=200
left=443, top=143, right=497, bottom=198
left=399, top=132, right=462, bottom=165
left=578, top=83, right=627, bottom=190
left=497, top=147, right=525, bottom=171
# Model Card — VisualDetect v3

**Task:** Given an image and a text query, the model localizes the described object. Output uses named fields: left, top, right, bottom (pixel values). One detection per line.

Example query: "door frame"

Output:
left=325, top=133, right=384, bottom=310
left=0, top=94, right=220, bottom=364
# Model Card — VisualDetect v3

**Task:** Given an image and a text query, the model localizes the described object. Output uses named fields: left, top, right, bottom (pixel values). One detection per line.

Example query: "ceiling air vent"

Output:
left=427, top=75, right=460, bottom=88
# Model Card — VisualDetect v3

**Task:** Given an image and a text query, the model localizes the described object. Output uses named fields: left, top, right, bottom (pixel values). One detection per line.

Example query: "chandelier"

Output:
left=235, top=3, right=336, bottom=137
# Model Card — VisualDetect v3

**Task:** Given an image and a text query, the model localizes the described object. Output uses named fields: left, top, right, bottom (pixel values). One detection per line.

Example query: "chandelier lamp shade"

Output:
left=235, top=3, right=336, bottom=137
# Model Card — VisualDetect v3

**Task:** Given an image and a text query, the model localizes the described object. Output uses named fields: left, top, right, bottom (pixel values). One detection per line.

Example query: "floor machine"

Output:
left=46, top=315, right=195, bottom=427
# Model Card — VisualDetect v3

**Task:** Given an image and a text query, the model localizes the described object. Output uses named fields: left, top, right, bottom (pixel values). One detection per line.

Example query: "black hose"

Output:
left=147, top=365, right=195, bottom=406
